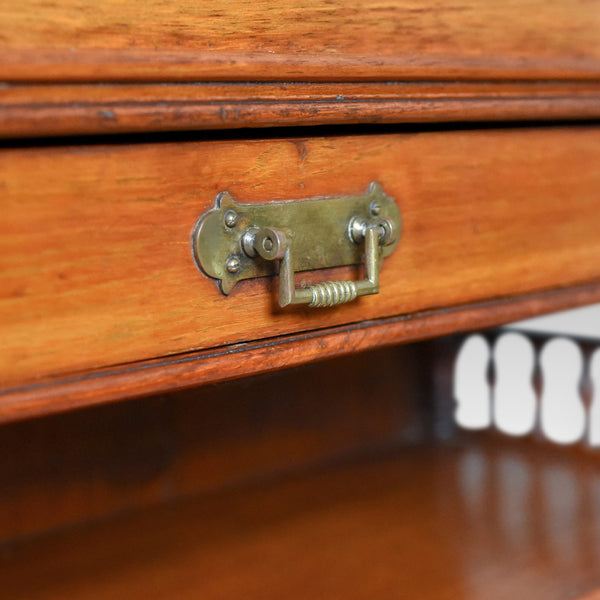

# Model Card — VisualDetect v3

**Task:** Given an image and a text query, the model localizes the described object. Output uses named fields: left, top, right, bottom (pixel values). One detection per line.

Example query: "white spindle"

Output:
left=453, top=335, right=491, bottom=429
left=493, top=333, right=537, bottom=436
left=539, top=338, right=585, bottom=445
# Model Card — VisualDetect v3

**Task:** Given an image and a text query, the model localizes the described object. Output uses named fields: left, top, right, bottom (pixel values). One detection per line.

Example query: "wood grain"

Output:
left=1, top=1, right=600, bottom=82
left=2, top=438, right=600, bottom=599
left=3, top=282, right=600, bottom=424
left=3, top=128, right=600, bottom=396
left=3, top=81, right=600, bottom=137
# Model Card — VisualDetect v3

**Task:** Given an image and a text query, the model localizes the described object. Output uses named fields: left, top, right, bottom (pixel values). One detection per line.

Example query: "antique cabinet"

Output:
left=1, top=2, right=600, bottom=597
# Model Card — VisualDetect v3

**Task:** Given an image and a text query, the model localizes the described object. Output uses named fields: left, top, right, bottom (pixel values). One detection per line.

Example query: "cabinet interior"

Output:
left=1, top=336, right=598, bottom=599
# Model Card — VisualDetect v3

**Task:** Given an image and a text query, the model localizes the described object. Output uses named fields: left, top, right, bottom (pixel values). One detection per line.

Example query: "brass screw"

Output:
left=224, top=210, right=238, bottom=228
left=369, top=201, right=381, bottom=216
left=226, top=255, right=241, bottom=273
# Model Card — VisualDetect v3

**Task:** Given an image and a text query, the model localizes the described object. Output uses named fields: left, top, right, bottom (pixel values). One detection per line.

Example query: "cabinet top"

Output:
left=2, top=0, right=600, bottom=83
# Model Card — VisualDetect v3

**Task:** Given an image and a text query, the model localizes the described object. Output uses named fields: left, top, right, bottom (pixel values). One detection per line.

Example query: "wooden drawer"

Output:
left=3, top=126, right=600, bottom=411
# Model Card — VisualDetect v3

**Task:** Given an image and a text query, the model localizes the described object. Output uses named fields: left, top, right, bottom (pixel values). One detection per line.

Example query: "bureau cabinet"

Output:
left=1, top=1, right=600, bottom=598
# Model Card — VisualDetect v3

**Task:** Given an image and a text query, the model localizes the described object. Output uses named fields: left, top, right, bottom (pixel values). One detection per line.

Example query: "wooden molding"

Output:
left=3, top=82, right=600, bottom=137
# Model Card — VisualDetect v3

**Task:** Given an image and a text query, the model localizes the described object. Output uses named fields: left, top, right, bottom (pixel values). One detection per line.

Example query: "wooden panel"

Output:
left=2, top=128, right=600, bottom=392
left=0, top=345, right=425, bottom=541
left=3, top=81, right=600, bottom=137
left=2, top=437, right=600, bottom=599
left=1, top=1, right=600, bottom=82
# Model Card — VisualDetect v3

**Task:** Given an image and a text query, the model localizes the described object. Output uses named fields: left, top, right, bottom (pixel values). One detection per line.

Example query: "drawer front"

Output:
left=2, top=127, right=600, bottom=387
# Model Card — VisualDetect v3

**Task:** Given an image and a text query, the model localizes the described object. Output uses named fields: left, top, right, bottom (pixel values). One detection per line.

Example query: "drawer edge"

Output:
left=2, top=281, right=600, bottom=424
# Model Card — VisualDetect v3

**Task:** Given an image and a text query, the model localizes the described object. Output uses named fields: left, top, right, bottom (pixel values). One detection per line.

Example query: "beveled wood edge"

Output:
left=3, top=81, right=600, bottom=137
left=2, top=281, right=600, bottom=424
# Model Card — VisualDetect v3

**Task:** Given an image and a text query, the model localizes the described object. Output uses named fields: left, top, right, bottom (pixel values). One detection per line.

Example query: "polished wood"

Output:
left=3, top=282, right=600, bottom=424
left=2, top=436, right=599, bottom=599
left=2, top=1, right=600, bottom=82
left=2, top=2, right=599, bottom=598
left=2, top=127, right=600, bottom=395
left=0, top=346, right=426, bottom=541
left=3, top=81, right=600, bottom=137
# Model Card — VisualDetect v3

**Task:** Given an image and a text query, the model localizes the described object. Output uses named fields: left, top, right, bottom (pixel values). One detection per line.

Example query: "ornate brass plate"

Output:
left=192, top=182, right=401, bottom=307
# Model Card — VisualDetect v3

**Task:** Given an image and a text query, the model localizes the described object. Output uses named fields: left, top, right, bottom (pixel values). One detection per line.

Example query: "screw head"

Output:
left=369, top=201, right=381, bottom=216
left=226, top=255, right=241, bottom=274
left=224, top=210, right=238, bottom=228
left=262, top=237, right=274, bottom=252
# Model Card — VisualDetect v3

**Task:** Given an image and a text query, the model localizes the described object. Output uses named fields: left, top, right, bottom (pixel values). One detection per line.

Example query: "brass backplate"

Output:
left=192, top=182, right=401, bottom=295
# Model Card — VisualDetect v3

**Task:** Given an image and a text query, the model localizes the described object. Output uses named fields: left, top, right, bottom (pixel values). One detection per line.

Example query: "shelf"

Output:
left=2, top=436, right=599, bottom=599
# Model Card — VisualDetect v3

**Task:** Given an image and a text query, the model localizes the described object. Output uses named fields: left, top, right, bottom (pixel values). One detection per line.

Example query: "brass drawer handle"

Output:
left=192, top=182, right=401, bottom=308
left=247, top=221, right=387, bottom=307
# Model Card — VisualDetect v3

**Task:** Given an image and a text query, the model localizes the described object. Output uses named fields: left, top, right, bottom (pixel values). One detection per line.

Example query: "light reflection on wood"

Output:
left=452, top=439, right=600, bottom=598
